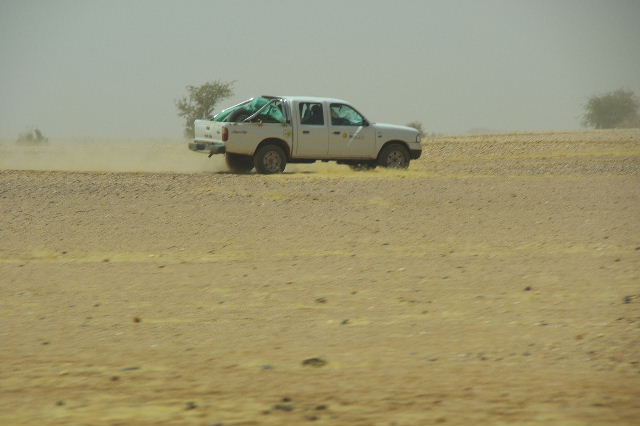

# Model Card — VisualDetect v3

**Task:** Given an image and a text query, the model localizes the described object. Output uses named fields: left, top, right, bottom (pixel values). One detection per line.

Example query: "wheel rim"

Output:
left=263, top=150, right=282, bottom=172
left=386, top=150, right=407, bottom=168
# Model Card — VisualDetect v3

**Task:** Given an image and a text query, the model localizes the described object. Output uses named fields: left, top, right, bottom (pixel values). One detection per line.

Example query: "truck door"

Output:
left=294, top=101, right=329, bottom=158
left=328, top=103, right=375, bottom=158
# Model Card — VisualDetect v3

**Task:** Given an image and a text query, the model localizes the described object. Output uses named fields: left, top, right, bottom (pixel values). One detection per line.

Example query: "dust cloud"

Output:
left=0, top=138, right=380, bottom=176
left=0, top=139, right=225, bottom=173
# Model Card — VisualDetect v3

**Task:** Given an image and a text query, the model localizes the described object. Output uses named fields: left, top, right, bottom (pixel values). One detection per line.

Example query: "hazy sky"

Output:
left=1, top=0, right=639, bottom=139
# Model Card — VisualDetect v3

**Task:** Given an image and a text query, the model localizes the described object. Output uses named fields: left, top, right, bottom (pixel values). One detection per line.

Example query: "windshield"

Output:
left=212, top=97, right=285, bottom=124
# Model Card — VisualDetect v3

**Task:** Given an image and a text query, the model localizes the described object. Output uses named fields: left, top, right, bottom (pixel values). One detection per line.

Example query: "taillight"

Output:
left=221, top=126, right=228, bottom=142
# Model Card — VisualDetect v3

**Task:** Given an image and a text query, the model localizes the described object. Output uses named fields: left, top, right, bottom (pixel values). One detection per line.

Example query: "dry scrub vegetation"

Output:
left=0, top=129, right=639, bottom=425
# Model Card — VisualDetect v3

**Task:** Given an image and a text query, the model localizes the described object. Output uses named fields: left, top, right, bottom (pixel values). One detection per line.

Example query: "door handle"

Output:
left=332, top=131, right=340, bottom=135
left=302, top=130, right=310, bottom=134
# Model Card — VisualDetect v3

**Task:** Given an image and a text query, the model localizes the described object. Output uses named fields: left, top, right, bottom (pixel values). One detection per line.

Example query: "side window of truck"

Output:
left=330, top=104, right=365, bottom=126
left=299, top=103, right=324, bottom=125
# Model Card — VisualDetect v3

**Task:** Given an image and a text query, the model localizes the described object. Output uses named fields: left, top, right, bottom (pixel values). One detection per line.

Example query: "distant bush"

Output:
left=405, top=121, right=444, bottom=139
left=16, top=128, right=48, bottom=144
left=583, top=89, right=639, bottom=129
left=406, top=121, right=424, bottom=135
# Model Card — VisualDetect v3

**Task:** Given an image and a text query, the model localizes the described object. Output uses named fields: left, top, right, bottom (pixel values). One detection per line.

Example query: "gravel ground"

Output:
left=1, top=129, right=639, bottom=425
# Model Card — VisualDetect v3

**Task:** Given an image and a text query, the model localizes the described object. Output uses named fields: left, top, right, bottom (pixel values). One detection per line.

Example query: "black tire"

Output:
left=225, top=153, right=254, bottom=173
left=254, top=144, right=287, bottom=174
left=377, top=143, right=410, bottom=169
left=348, top=162, right=377, bottom=171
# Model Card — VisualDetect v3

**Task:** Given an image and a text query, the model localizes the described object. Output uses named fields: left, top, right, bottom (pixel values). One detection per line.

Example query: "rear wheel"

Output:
left=225, top=153, right=254, bottom=173
left=254, top=144, right=287, bottom=174
left=377, top=143, right=410, bottom=169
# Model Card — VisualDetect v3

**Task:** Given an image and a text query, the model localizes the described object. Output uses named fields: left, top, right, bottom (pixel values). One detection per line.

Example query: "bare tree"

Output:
left=176, top=80, right=234, bottom=138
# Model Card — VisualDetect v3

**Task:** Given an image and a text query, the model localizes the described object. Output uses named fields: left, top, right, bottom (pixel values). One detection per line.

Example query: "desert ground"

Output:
left=1, top=129, right=639, bottom=425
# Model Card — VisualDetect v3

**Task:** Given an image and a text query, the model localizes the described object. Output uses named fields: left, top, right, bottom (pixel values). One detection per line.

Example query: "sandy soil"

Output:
left=1, top=129, right=639, bottom=425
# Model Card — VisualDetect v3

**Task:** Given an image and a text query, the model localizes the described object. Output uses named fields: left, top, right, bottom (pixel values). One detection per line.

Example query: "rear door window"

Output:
left=299, top=102, right=324, bottom=125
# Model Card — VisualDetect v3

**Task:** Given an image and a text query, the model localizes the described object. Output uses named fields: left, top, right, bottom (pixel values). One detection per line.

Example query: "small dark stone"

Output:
left=102, top=258, right=110, bottom=263
left=523, top=352, right=531, bottom=356
left=120, top=366, right=140, bottom=371
left=302, top=357, right=327, bottom=367
left=341, top=319, right=349, bottom=325
left=315, top=297, right=327, bottom=304
left=315, top=404, right=328, bottom=410
left=623, top=296, right=632, bottom=304
left=614, top=258, right=621, bottom=262
left=305, top=415, right=319, bottom=421
left=111, top=376, right=120, bottom=381
left=260, top=365, right=273, bottom=370
left=281, top=397, right=292, bottom=402
left=133, top=317, right=141, bottom=323
left=273, top=404, right=294, bottom=411
left=56, top=400, right=65, bottom=406
left=185, top=401, right=198, bottom=410
left=42, top=341, right=50, bottom=345
left=93, top=303, right=100, bottom=307
left=524, top=286, right=532, bottom=291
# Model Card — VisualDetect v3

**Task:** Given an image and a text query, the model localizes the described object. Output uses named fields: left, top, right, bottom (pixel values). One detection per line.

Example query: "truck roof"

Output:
left=263, top=95, right=351, bottom=104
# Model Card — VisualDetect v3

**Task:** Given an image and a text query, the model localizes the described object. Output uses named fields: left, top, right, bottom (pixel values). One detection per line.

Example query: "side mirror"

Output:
left=362, top=119, right=369, bottom=127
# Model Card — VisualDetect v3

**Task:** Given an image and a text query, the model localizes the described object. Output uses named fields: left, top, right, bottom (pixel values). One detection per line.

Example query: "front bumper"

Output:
left=189, top=141, right=226, bottom=155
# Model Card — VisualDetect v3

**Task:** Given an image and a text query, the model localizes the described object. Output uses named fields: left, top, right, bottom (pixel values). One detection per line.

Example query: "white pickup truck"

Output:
left=189, top=96, right=422, bottom=174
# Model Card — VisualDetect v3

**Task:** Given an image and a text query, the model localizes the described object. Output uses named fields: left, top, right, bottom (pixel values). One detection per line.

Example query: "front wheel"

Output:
left=377, top=144, right=410, bottom=169
left=254, top=144, right=287, bottom=174
left=225, top=153, right=254, bottom=173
